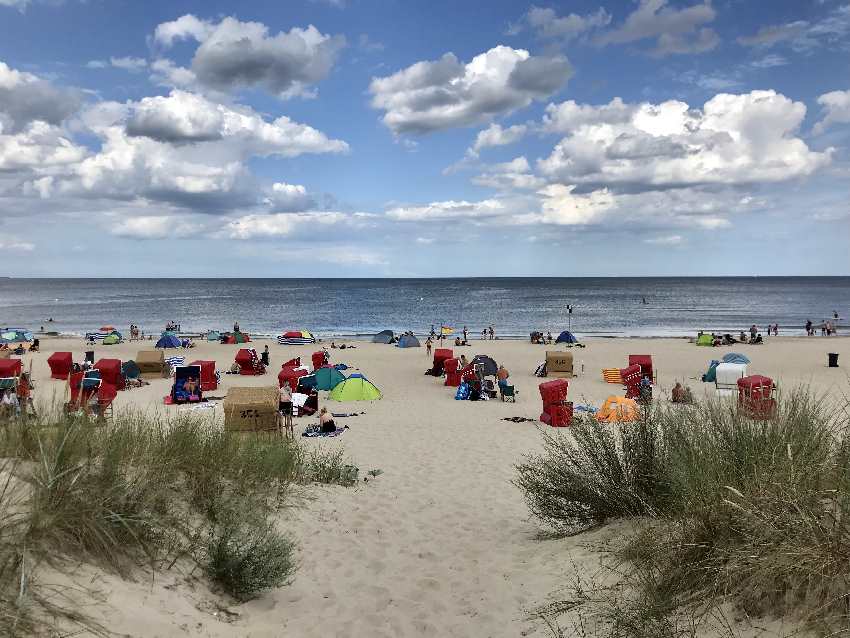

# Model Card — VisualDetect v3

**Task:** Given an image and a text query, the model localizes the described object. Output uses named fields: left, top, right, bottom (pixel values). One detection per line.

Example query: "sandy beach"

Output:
left=15, top=335, right=850, bottom=636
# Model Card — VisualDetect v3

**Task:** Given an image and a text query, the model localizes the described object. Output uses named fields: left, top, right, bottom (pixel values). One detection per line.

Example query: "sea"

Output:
left=1, top=277, right=848, bottom=339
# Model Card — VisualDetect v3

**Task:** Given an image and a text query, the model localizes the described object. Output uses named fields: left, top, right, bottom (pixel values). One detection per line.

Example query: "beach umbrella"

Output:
left=328, top=373, right=382, bottom=401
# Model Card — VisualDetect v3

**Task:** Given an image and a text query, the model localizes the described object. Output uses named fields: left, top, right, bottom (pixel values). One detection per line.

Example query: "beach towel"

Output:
left=455, top=382, right=470, bottom=400
left=302, top=424, right=348, bottom=437
left=502, top=417, right=536, bottom=423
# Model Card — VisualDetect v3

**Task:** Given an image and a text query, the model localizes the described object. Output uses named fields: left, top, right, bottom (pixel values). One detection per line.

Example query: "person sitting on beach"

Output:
left=459, top=354, right=468, bottom=368
left=497, top=365, right=510, bottom=390
left=318, top=407, right=337, bottom=433
left=454, top=336, right=462, bottom=346
left=750, top=333, right=763, bottom=345
left=183, top=377, right=199, bottom=396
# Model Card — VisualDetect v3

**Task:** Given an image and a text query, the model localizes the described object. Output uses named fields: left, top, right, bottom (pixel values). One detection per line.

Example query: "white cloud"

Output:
left=737, top=7, right=850, bottom=53
left=386, top=198, right=507, bottom=221
left=110, top=56, right=148, bottom=72
left=224, top=212, right=346, bottom=238
left=516, top=5, right=611, bottom=41
left=415, top=237, right=435, bottom=244
left=86, top=60, right=108, bottom=69
left=0, top=0, right=28, bottom=9
left=110, top=215, right=207, bottom=239
left=749, top=54, right=789, bottom=69
left=471, top=156, right=544, bottom=191
left=469, top=122, right=527, bottom=157
left=644, top=234, right=684, bottom=245
left=263, top=182, right=314, bottom=212
left=0, top=60, right=81, bottom=132
left=597, top=0, right=719, bottom=56
left=0, top=120, right=86, bottom=172
left=0, top=237, right=34, bottom=251
left=369, top=46, right=572, bottom=134
left=538, top=91, right=831, bottom=190
left=537, top=184, right=615, bottom=225
left=814, top=90, right=850, bottom=134
left=153, top=15, right=345, bottom=98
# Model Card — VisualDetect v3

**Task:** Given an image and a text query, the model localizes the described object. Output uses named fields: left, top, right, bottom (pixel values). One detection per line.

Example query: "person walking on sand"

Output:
left=463, top=326, right=468, bottom=343
left=805, top=319, right=812, bottom=336
left=488, top=325, right=494, bottom=340
left=426, top=337, right=432, bottom=357
left=821, top=320, right=827, bottom=336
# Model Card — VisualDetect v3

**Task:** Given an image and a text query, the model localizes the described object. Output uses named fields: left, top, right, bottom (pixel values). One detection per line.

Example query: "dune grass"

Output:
left=0, top=409, right=357, bottom=634
left=517, top=389, right=850, bottom=634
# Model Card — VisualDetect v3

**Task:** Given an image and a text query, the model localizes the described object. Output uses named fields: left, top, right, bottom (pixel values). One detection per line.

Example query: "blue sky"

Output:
left=0, top=0, right=848, bottom=277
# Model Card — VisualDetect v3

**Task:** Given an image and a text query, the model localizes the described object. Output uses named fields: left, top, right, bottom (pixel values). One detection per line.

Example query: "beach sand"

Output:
left=18, top=336, right=849, bottom=637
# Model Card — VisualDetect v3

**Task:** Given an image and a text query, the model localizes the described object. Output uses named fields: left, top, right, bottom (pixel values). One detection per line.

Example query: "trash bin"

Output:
left=828, top=353, right=839, bottom=368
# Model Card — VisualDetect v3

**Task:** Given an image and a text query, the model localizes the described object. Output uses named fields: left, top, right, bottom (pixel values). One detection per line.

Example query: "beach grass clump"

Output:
left=520, top=389, right=850, bottom=631
left=0, top=408, right=356, bottom=631
left=515, top=412, right=670, bottom=534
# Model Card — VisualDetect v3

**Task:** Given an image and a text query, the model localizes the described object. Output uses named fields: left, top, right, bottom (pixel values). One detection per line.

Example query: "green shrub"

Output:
left=307, top=448, right=359, bottom=486
left=515, top=417, right=670, bottom=534
left=204, top=503, right=295, bottom=601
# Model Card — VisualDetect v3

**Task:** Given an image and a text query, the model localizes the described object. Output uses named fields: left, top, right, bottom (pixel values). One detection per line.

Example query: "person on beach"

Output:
left=497, top=364, right=509, bottom=382
left=460, top=354, right=468, bottom=368
left=279, top=382, right=293, bottom=438
left=806, top=319, right=812, bottom=336
left=463, top=326, right=468, bottom=343
left=821, top=320, right=827, bottom=336
left=233, top=321, right=240, bottom=333
left=425, top=337, right=432, bottom=357
left=750, top=325, right=758, bottom=341
left=488, top=326, right=495, bottom=340
left=319, top=407, right=337, bottom=433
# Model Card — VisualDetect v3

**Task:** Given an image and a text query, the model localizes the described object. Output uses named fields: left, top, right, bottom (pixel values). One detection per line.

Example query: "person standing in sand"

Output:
left=279, top=382, right=293, bottom=438
left=426, top=337, right=432, bottom=357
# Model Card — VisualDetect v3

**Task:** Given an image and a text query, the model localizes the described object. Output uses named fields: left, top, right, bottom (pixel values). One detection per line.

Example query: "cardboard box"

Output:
left=224, top=386, right=279, bottom=432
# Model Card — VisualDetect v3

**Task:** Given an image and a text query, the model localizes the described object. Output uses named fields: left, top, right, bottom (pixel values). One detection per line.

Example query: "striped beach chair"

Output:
left=602, top=368, right=623, bottom=384
left=164, top=356, right=185, bottom=375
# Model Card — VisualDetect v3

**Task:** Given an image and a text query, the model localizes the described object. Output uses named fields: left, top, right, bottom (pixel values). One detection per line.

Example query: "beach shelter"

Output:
left=545, top=351, right=573, bottom=378
left=444, top=358, right=463, bottom=386
left=696, top=334, right=714, bottom=346
left=596, top=396, right=640, bottom=423
left=278, top=365, right=308, bottom=390
left=235, top=348, right=265, bottom=375
left=715, top=362, right=747, bottom=396
left=0, top=358, right=23, bottom=379
left=121, top=360, right=141, bottom=382
left=628, top=355, right=655, bottom=382
left=93, top=358, right=123, bottom=390
left=224, top=386, right=279, bottom=431
left=48, top=352, right=73, bottom=380
left=277, top=330, right=315, bottom=345
left=722, top=352, right=751, bottom=365
left=136, top=350, right=166, bottom=378
left=702, top=360, right=720, bottom=383
left=156, top=333, right=181, bottom=349
left=397, top=334, right=421, bottom=348
left=430, top=348, right=453, bottom=376
left=103, top=334, right=121, bottom=345
left=470, top=354, right=498, bottom=377
left=189, top=360, right=217, bottom=391
left=171, top=365, right=203, bottom=404
left=311, top=351, right=327, bottom=371
left=313, top=366, right=345, bottom=391
left=207, top=330, right=221, bottom=342
left=555, top=330, right=578, bottom=344
left=328, top=373, right=382, bottom=401
left=372, top=330, right=394, bottom=344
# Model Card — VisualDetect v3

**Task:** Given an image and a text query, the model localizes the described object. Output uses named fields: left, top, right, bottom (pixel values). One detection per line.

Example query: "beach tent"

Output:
left=136, top=350, right=166, bottom=378
left=555, top=331, right=578, bottom=344
left=297, top=373, right=318, bottom=390
left=277, top=330, right=315, bottom=345
left=103, top=334, right=121, bottom=345
left=722, top=352, right=751, bottom=365
left=696, top=334, right=714, bottom=346
left=313, top=365, right=346, bottom=391
left=48, top=352, right=73, bottom=380
left=189, top=360, right=217, bottom=391
left=93, top=358, right=123, bottom=390
left=372, top=330, right=394, bottom=344
left=0, top=329, right=34, bottom=345
left=156, top=334, right=181, bottom=349
left=471, top=354, right=498, bottom=377
left=328, top=373, right=382, bottom=401
left=397, top=334, right=421, bottom=348
left=223, top=331, right=251, bottom=344
left=206, top=330, right=221, bottom=342
left=121, top=360, right=141, bottom=382
left=597, top=396, right=640, bottom=423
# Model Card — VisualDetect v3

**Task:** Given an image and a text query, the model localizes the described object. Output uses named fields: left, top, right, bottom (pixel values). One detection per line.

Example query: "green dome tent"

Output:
left=328, top=374, right=382, bottom=401
left=314, top=366, right=346, bottom=391
left=103, top=334, right=121, bottom=345
left=696, top=333, right=714, bottom=346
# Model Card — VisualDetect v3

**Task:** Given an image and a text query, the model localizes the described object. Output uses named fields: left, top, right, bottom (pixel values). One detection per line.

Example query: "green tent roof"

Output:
left=103, top=334, right=120, bottom=345
left=696, top=334, right=714, bottom=346
left=314, top=366, right=346, bottom=391
left=328, top=374, right=382, bottom=401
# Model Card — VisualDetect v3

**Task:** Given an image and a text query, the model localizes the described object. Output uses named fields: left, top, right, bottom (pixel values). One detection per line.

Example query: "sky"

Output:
left=0, top=0, right=848, bottom=277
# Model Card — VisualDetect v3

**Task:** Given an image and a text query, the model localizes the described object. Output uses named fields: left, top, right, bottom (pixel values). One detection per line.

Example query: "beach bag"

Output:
left=455, top=382, right=470, bottom=401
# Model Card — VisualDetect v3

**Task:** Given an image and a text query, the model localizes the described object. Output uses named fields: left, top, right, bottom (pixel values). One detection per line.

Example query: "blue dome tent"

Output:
left=397, top=334, right=421, bottom=348
left=372, top=330, right=394, bottom=344
left=555, top=331, right=578, bottom=344
left=156, top=333, right=182, bottom=349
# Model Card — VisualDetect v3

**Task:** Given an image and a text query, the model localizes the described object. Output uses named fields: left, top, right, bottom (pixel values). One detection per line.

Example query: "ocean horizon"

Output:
left=2, top=276, right=848, bottom=339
